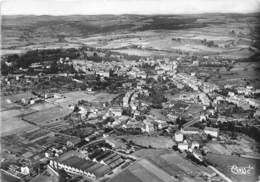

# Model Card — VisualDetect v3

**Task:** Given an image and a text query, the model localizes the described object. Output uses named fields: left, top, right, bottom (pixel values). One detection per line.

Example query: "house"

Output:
left=174, top=131, right=184, bottom=142
left=21, top=166, right=30, bottom=175
left=29, top=99, right=35, bottom=105
left=86, top=88, right=94, bottom=93
left=21, top=98, right=27, bottom=104
left=155, top=120, right=168, bottom=129
left=67, top=138, right=81, bottom=147
left=191, top=141, right=200, bottom=150
left=96, top=71, right=110, bottom=78
left=109, top=107, right=122, bottom=117
left=167, top=113, right=178, bottom=122
left=78, top=105, right=88, bottom=117
left=122, top=82, right=132, bottom=88
left=200, top=114, right=207, bottom=122
left=144, top=122, right=154, bottom=133
left=45, top=147, right=63, bottom=158
left=191, top=150, right=203, bottom=162
left=178, top=142, right=189, bottom=151
left=127, top=71, right=137, bottom=78
left=199, top=93, right=211, bottom=106
left=181, top=127, right=200, bottom=135
left=204, top=127, right=219, bottom=138
left=137, top=72, right=147, bottom=79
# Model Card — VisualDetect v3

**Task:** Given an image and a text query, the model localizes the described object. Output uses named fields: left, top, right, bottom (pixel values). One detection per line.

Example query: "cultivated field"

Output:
left=1, top=109, right=36, bottom=136
left=120, top=136, right=175, bottom=149
left=160, top=153, right=212, bottom=176
left=206, top=142, right=232, bottom=155
left=22, top=106, right=70, bottom=126
left=1, top=97, right=20, bottom=111
left=30, top=102, right=57, bottom=111
left=110, top=159, right=174, bottom=182
left=133, top=149, right=214, bottom=181
left=108, top=168, right=142, bottom=182
left=52, top=91, right=118, bottom=108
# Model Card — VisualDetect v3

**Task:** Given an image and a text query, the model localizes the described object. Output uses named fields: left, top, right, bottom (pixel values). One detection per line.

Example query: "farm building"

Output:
left=174, top=131, right=184, bottom=142
left=49, top=151, right=111, bottom=180
left=204, top=127, right=219, bottom=138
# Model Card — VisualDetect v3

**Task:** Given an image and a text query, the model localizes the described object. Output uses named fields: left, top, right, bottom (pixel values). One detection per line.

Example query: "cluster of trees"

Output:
left=201, top=39, right=218, bottom=47
left=143, top=87, right=167, bottom=109
left=176, top=117, right=189, bottom=127
left=1, top=59, right=15, bottom=76
left=1, top=48, right=81, bottom=75
left=217, top=122, right=260, bottom=142
left=1, top=46, right=145, bottom=76
left=62, top=127, right=95, bottom=138
left=172, top=37, right=182, bottom=42
left=119, top=52, right=141, bottom=61
left=115, top=128, right=143, bottom=135
left=22, top=49, right=80, bottom=68
left=138, top=17, right=205, bottom=31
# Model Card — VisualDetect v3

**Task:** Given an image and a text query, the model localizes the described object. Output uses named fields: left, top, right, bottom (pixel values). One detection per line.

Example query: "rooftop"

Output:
left=56, top=150, right=111, bottom=177
left=61, top=156, right=96, bottom=171
left=204, top=127, right=219, bottom=132
left=182, top=127, right=201, bottom=132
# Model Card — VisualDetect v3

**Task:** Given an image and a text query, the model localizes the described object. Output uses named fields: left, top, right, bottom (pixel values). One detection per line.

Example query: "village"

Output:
left=1, top=44, right=260, bottom=182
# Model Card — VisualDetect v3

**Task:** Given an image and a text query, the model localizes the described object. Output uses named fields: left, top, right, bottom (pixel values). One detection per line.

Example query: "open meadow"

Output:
left=1, top=109, right=36, bottom=136
left=119, top=135, right=175, bottom=149
left=206, top=153, right=260, bottom=182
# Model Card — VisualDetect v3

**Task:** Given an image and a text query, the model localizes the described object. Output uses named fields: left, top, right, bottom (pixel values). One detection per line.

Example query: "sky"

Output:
left=1, top=0, right=260, bottom=15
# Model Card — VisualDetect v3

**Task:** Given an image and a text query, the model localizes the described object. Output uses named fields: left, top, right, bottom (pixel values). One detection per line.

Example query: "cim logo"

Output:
left=230, top=165, right=254, bottom=175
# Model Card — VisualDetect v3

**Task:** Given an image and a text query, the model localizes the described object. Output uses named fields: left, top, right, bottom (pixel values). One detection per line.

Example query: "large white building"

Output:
left=174, top=131, right=184, bottom=142
left=204, top=127, right=219, bottom=138
left=49, top=151, right=111, bottom=180
left=178, top=142, right=189, bottom=151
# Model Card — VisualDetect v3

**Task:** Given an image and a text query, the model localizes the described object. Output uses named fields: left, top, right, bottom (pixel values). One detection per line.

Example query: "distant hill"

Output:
left=1, top=14, right=259, bottom=49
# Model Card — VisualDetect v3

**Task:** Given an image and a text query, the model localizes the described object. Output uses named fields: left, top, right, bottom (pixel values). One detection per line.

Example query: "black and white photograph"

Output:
left=1, top=0, right=260, bottom=181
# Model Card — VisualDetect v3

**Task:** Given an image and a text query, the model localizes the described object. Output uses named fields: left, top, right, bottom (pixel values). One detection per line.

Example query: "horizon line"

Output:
left=2, top=11, right=260, bottom=17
